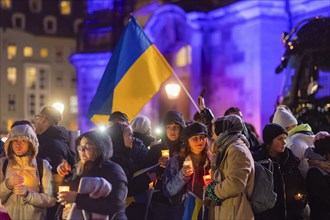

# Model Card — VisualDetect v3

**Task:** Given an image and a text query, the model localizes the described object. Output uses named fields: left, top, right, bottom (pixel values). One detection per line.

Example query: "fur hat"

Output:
left=262, top=123, right=288, bottom=145
left=181, top=122, right=207, bottom=141
left=272, top=106, right=297, bottom=128
left=108, top=111, right=128, bottom=123
left=163, top=111, right=185, bottom=128
left=40, top=106, right=62, bottom=125
left=130, top=115, right=151, bottom=135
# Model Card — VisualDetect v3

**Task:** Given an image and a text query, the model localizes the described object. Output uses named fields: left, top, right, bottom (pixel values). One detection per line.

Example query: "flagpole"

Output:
left=172, top=71, right=201, bottom=113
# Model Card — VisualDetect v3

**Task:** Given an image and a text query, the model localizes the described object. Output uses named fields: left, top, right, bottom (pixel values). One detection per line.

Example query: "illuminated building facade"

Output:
left=73, top=0, right=329, bottom=133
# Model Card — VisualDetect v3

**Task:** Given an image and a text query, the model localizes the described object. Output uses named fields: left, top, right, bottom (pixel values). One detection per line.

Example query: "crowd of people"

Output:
left=0, top=99, right=329, bottom=220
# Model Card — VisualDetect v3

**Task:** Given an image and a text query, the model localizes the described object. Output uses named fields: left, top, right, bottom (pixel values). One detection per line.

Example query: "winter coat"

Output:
left=133, top=132, right=155, bottom=148
left=37, top=125, right=74, bottom=173
left=0, top=125, right=56, bottom=220
left=306, top=167, right=330, bottom=220
left=67, top=160, right=128, bottom=220
left=286, top=124, right=314, bottom=178
left=37, top=125, right=76, bottom=195
left=253, top=147, right=306, bottom=220
left=213, top=139, right=255, bottom=220
left=68, top=130, right=128, bottom=220
left=131, top=137, right=148, bottom=170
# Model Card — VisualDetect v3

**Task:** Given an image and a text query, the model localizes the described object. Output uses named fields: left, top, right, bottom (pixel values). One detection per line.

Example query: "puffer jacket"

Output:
left=0, top=125, right=56, bottom=220
left=287, top=124, right=314, bottom=178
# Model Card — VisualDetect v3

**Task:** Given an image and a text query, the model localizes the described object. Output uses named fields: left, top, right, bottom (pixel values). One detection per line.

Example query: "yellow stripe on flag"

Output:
left=112, top=45, right=173, bottom=120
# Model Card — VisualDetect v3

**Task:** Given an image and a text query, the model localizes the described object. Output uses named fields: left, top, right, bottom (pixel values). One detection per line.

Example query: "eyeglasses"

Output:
left=34, top=114, right=43, bottom=119
left=190, top=135, right=207, bottom=142
left=166, top=125, right=181, bottom=131
left=77, top=144, right=94, bottom=152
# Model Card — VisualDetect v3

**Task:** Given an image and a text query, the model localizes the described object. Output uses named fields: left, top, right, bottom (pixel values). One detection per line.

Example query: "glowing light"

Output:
left=98, top=125, right=107, bottom=132
left=165, top=83, right=181, bottom=100
left=52, top=102, right=65, bottom=114
left=161, top=149, right=169, bottom=158
left=154, top=127, right=162, bottom=136
left=59, top=186, right=70, bottom=192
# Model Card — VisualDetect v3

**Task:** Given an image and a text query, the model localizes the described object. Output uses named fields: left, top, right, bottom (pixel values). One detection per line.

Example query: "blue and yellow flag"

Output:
left=87, top=17, right=173, bottom=124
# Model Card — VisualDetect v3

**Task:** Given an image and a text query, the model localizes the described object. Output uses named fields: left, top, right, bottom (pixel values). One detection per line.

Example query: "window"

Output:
left=56, top=47, right=63, bottom=62
left=24, top=46, right=33, bottom=57
left=7, top=67, right=17, bottom=85
left=7, top=45, right=16, bottom=59
left=176, top=45, right=192, bottom=67
left=8, top=94, right=16, bottom=111
left=25, top=67, right=37, bottom=89
left=25, top=64, right=50, bottom=117
left=1, top=0, right=11, bottom=9
left=29, top=0, right=42, bottom=13
left=39, top=48, right=48, bottom=58
left=73, top=19, right=83, bottom=33
left=70, top=96, right=78, bottom=113
left=60, top=0, right=71, bottom=15
left=12, top=13, right=25, bottom=29
left=56, top=71, right=63, bottom=87
left=43, top=16, right=57, bottom=34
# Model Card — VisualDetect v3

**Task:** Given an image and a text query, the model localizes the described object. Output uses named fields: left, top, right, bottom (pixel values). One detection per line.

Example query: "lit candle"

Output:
left=59, top=186, right=70, bottom=192
left=183, top=160, right=192, bottom=168
left=161, top=150, right=170, bottom=158
left=203, top=174, right=212, bottom=187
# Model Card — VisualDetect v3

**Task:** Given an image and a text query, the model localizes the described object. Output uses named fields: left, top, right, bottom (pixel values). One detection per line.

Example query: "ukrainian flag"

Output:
left=87, top=16, right=173, bottom=124
left=183, top=191, right=204, bottom=220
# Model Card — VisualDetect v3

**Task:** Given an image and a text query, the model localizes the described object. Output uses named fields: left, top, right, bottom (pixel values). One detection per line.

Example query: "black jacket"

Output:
left=69, top=160, right=128, bottom=220
left=306, top=167, right=330, bottom=220
left=37, top=125, right=75, bottom=173
left=253, top=147, right=306, bottom=220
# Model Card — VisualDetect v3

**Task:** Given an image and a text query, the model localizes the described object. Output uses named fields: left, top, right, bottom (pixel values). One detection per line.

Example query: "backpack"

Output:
left=249, top=159, right=277, bottom=214
left=2, top=158, right=44, bottom=193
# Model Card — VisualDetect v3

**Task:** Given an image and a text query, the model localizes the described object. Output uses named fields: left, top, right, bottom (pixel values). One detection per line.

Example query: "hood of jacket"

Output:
left=288, top=124, right=315, bottom=147
left=4, top=124, right=39, bottom=158
left=288, top=123, right=313, bottom=136
left=76, top=130, right=113, bottom=163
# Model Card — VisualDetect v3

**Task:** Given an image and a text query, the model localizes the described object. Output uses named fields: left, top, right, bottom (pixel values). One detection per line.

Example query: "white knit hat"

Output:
left=272, top=106, right=297, bottom=128
left=130, top=115, right=151, bottom=135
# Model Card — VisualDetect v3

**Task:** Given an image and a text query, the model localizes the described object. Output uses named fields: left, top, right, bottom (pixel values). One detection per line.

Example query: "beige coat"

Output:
left=213, top=139, right=255, bottom=220
left=0, top=124, right=56, bottom=220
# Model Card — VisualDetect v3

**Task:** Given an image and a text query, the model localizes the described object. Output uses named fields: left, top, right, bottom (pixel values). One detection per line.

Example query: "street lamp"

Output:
left=165, top=83, right=181, bottom=100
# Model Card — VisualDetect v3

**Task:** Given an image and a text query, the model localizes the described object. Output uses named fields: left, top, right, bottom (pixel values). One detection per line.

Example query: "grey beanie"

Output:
left=130, top=115, right=151, bottom=135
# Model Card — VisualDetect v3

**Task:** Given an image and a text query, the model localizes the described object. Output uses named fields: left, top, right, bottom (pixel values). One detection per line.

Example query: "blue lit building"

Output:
left=71, top=0, right=329, bottom=133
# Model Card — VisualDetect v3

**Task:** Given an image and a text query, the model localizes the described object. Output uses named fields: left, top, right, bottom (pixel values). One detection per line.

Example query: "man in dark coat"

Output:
left=33, top=105, right=76, bottom=219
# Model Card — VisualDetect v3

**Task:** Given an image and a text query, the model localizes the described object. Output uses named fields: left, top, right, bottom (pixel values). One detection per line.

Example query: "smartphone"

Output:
left=200, top=89, right=206, bottom=97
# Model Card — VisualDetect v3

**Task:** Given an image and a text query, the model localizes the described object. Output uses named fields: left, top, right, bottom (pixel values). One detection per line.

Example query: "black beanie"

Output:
left=262, top=123, right=288, bottom=145
left=163, top=111, right=185, bottom=128
left=181, top=122, right=207, bottom=142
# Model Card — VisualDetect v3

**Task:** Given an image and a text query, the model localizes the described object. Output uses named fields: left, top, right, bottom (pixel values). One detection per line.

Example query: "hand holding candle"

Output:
left=182, top=159, right=193, bottom=176
left=161, top=150, right=170, bottom=158
left=159, top=150, right=170, bottom=168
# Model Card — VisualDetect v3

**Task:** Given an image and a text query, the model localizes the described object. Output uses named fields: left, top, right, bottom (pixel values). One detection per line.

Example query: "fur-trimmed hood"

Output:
left=4, top=124, right=39, bottom=158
